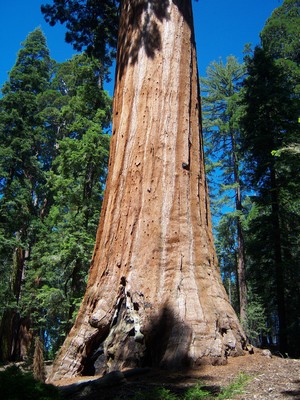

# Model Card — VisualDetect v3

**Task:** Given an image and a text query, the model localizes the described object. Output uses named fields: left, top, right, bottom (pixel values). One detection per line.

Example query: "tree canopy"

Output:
left=41, top=0, right=120, bottom=71
left=0, top=28, right=111, bottom=359
left=201, top=0, right=300, bottom=356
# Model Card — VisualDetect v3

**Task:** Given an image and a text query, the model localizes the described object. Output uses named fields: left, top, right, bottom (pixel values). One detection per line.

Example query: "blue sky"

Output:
left=1, top=0, right=281, bottom=95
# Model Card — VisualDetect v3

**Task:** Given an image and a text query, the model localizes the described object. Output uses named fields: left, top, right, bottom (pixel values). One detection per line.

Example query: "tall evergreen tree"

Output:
left=0, top=32, right=111, bottom=360
left=261, top=0, right=300, bottom=156
left=22, top=54, right=111, bottom=355
left=240, top=46, right=300, bottom=356
left=0, top=28, right=53, bottom=361
left=260, top=0, right=300, bottom=93
left=201, top=56, right=247, bottom=322
left=41, top=0, right=119, bottom=68
left=240, top=0, right=300, bottom=356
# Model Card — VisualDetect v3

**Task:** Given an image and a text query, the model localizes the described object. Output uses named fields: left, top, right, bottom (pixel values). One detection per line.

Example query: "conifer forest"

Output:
left=0, top=0, right=299, bottom=388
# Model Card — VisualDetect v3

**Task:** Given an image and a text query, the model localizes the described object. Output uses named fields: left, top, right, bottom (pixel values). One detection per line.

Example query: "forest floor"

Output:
left=52, top=350, right=300, bottom=400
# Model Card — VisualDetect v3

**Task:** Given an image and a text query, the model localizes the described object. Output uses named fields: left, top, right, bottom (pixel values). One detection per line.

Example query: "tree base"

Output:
left=50, top=296, right=246, bottom=381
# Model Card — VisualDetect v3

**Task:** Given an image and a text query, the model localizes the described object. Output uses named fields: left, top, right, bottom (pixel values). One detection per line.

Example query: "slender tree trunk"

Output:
left=50, top=0, right=245, bottom=381
left=0, top=242, right=33, bottom=362
left=0, top=309, right=19, bottom=360
left=231, top=132, right=247, bottom=323
left=33, top=336, right=46, bottom=382
left=270, top=167, right=287, bottom=354
left=12, top=245, right=25, bottom=304
left=237, top=218, right=247, bottom=321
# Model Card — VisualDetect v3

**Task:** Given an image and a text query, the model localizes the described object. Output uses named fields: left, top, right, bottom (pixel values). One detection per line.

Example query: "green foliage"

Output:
left=20, top=54, right=111, bottom=355
left=130, top=373, right=251, bottom=400
left=217, top=373, right=251, bottom=400
left=201, top=55, right=246, bottom=225
left=133, top=387, right=178, bottom=400
left=260, top=0, right=300, bottom=93
left=261, top=0, right=300, bottom=58
left=240, top=42, right=300, bottom=354
left=202, top=1, right=300, bottom=355
left=242, top=297, right=268, bottom=347
left=214, top=214, right=239, bottom=310
left=184, top=384, right=211, bottom=399
left=41, top=0, right=119, bottom=67
left=0, top=369, right=252, bottom=400
left=0, top=365, right=62, bottom=400
left=0, top=28, right=54, bottom=331
left=240, top=47, right=299, bottom=187
left=0, top=30, right=111, bottom=359
left=201, top=56, right=247, bottom=317
left=201, top=56, right=245, bottom=184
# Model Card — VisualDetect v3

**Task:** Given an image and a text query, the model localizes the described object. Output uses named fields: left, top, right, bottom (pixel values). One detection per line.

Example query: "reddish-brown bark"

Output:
left=49, top=0, right=245, bottom=381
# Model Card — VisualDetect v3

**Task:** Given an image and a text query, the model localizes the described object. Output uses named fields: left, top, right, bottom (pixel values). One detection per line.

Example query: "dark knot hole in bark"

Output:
left=182, top=162, right=190, bottom=171
left=120, top=276, right=126, bottom=286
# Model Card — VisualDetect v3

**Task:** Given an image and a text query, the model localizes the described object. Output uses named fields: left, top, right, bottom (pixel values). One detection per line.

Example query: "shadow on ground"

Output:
left=281, top=379, right=300, bottom=398
left=59, top=368, right=221, bottom=400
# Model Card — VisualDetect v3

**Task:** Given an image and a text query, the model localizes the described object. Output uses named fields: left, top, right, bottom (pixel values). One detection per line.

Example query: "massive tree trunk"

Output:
left=50, top=0, right=245, bottom=381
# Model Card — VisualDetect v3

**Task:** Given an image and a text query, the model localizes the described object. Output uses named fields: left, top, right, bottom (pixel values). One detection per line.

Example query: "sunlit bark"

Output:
left=50, top=0, right=245, bottom=381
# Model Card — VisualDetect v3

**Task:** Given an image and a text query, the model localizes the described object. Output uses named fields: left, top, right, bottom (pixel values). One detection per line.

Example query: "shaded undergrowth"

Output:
left=128, top=372, right=251, bottom=400
left=0, top=365, right=251, bottom=400
left=0, top=365, right=62, bottom=400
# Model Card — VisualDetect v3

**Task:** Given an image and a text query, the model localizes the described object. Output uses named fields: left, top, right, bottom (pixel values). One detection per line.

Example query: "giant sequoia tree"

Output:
left=46, top=0, right=246, bottom=380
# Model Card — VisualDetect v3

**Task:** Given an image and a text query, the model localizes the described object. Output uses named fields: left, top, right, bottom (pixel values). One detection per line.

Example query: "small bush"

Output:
left=184, top=383, right=211, bottom=399
left=133, top=387, right=178, bottom=400
left=0, top=365, right=62, bottom=400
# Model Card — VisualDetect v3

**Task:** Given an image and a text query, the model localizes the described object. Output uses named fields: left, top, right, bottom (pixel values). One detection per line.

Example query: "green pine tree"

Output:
left=21, top=54, right=111, bottom=356
left=0, top=28, right=54, bottom=361
left=240, top=45, right=300, bottom=356
left=201, top=56, right=248, bottom=321
left=0, top=32, right=112, bottom=360
left=41, top=0, right=119, bottom=66
left=260, top=0, right=300, bottom=94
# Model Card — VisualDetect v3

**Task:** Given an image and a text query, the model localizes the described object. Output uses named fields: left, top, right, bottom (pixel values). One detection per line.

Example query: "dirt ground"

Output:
left=195, top=352, right=300, bottom=400
left=52, top=350, right=300, bottom=400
